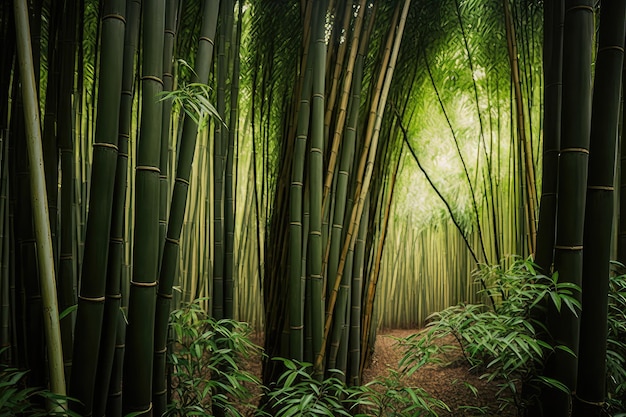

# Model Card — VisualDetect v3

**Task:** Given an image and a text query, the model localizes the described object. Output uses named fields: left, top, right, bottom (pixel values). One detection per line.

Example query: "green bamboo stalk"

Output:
left=69, top=0, right=126, bottom=413
left=123, top=0, right=165, bottom=413
left=329, top=0, right=411, bottom=372
left=575, top=2, right=626, bottom=415
left=57, top=0, right=78, bottom=383
left=153, top=1, right=219, bottom=415
left=13, top=0, right=66, bottom=402
left=41, top=3, right=60, bottom=270
left=503, top=0, right=537, bottom=255
left=309, top=0, right=327, bottom=378
left=543, top=2, right=593, bottom=415
left=289, top=57, right=312, bottom=361
left=326, top=50, right=363, bottom=375
left=224, top=0, right=242, bottom=323
left=92, top=0, right=141, bottom=414
left=159, top=0, right=178, bottom=265
left=213, top=0, right=230, bottom=320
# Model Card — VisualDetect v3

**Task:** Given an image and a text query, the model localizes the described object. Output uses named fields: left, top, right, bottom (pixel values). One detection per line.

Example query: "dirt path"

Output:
left=241, top=329, right=517, bottom=416
left=362, top=329, right=516, bottom=416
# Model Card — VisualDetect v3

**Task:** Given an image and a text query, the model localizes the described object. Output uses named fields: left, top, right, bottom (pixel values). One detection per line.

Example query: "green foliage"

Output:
left=166, top=299, right=261, bottom=417
left=260, top=358, right=360, bottom=417
left=399, top=257, right=580, bottom=415
left=0, top=353, right=81, bottom=416
left=359, top=369, right=450, bottom=416
left=159, top=60, right=223, bottom=127
left=607, top=268, right=626, bottom=412
left=260, top=358, right=448, bottom=417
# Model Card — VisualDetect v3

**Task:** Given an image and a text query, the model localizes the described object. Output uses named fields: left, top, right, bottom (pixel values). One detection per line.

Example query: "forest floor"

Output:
left=361, top=329, right=516, bottom=416
left=242, top=329, right=517, bottom=417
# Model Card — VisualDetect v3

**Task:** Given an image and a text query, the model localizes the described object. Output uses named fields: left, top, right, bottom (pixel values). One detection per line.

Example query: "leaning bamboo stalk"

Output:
left=319, top=0, right=411, bottom=371
left=322, top=0, right=367, bottom=213
left=153, top=1, right=219, bottom=414
left=13, top=0, right=66, bottom=402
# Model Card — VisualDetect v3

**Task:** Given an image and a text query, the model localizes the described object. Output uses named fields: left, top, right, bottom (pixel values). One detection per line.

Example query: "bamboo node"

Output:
left=560, top=148, right=589, bottom=155
left=128, top=403, right=152, bottom=414
left=163, top=72, right=173, bottom=79
left=119, top=132, right=130, bottom=139
left=115, top=343, right=126, bottom=348
left=106, top=293, right=122, bottom=299
left=103, top=13, right=126, bottom=24
left=158, top=292, right=173, bottom=299
left=154, top=388, right=168, bottom=396
left=130, top=280, right=158, bottom=287
left=542, top=192, right=557, bottom=197
left=175, top=177, right=190, bottom=186
left=598, top=45, right=624, bottom=54
left=141, top=75, right=164, bottom=86
left=164, top=29, right=176, bottom=36
left=573, top=393, right=604, bottom=407
left=111, top=237, right=124, bottom=243
left=136, top=165, right=161, bottom=174
left=155, top=347, right=167, bottom=354
left=588, top=185, right=614, bottom=191
left=79, top=295, right=106, bottom=303
left=554, top=245, right=583, bottom=251
left=199, top=36, right=215, bottom=45
left=60, top=254, right=73, bottom=260
left=565, top=5, right=593, bottom=14
left=93, top=142, right=119, bottom=151
left=290, top=325, right=304, bottom=330
left=166, top=237, right=180, bottom=245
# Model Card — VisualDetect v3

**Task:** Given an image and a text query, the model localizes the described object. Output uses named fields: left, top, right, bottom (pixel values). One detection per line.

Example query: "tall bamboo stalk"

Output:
left=70, top=0, right=126, bottom=414
left=13, top=0, right=66, bottom=401
left=123, top=0, right=165, bottom=413
left=543, top=1, right=593, bottom=415
left=153, top=1, right=219, bottom=415
left=575, top=3, right=626, bottom=415
left=309, top=0, right=327, bottom=377
left=535, top=0, right=563, bottom=273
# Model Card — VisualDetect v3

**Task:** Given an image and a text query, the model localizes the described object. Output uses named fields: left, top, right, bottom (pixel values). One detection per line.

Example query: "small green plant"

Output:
left=260, top=358, right=448, bottom=417
left=0, top=355, right=81, bottom=416
left=260, top=358, right=361, bottom=417
left=359, top=369, right=449, bottom=416
left=166, top=299, right=261, bottom=416
left=399, top=257, right=580, bottom=415
left=607, top=267, right=626, bottom=413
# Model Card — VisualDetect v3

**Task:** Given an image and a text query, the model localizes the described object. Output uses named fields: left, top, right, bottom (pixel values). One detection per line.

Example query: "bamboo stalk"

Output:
left=13, top=0, right=66, bottom=402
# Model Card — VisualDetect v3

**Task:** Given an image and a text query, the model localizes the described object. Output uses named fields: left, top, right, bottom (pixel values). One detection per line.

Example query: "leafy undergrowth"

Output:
left=6, top=259, right=625, bottom=416
left=164, top=259, right=626, bottom=416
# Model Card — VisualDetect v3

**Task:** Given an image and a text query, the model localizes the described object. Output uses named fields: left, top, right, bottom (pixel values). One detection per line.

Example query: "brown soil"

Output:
left=241, top=329, right=518, bottom=416
left=361, top=329, right=517, bottom=416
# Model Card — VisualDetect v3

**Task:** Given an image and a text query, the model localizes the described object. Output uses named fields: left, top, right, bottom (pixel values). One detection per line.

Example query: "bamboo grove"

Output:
left=0, top=0, right=625, bottom=416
